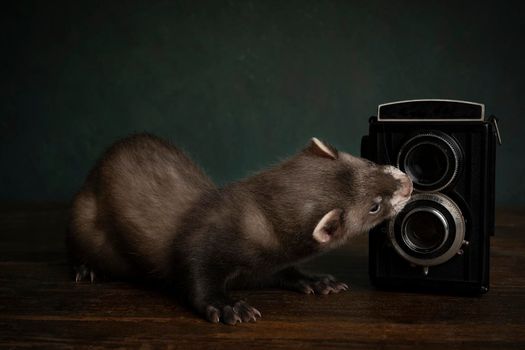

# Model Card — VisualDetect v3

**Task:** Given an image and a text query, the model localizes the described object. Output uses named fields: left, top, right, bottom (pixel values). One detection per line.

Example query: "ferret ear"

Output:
left=306, top=137, right=338, bottom=160
left=313, top=209, right=343, bottom=243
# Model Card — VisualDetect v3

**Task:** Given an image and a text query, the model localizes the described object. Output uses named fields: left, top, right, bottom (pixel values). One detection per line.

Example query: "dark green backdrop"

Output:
left=2, top=1, right=524, bottom=205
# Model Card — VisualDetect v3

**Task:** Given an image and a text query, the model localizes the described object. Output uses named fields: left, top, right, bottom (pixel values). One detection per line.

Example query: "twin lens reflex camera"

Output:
left=361, top=99, right=501, bottom=294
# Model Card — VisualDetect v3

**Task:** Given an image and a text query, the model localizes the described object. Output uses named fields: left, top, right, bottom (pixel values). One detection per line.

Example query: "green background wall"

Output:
left=2, top=1, right=524, bottom=205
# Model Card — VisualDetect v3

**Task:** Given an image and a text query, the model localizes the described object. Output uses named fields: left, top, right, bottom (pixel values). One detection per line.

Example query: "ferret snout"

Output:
left=383, top=166, right=412, bottom=196
left=383, top=166, right=413, bottom=214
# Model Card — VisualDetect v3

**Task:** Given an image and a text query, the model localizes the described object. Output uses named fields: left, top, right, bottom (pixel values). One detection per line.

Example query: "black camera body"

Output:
left=361, top=100, right=500, bottom=295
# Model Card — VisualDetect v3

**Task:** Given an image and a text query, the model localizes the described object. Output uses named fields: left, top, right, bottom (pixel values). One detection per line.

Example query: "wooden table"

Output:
left=1, top=204, right=524, bottom=349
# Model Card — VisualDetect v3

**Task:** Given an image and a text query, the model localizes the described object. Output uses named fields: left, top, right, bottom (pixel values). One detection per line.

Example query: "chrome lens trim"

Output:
left=388, top=193, right=466, bottom=266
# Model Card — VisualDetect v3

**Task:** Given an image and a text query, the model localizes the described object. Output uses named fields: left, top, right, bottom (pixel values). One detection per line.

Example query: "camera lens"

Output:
left=401, top=208, right=448, bottom=253
left=397, top=132, right=463, bottom=192
left=404, top=143, right=449, bottom=187
left=388, top=193, right=466, bottom=267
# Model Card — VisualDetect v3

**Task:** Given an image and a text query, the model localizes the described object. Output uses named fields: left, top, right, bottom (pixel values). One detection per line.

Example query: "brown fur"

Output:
left=68, top=134, right=412, bottom=325
left=68, top=134, right=215, bottom=278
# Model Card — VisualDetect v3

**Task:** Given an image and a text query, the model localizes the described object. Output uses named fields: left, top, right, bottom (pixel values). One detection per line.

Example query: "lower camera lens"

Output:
left=402, top=208, right=448, bottom=253
left=388, top=193, right=466, bottom=267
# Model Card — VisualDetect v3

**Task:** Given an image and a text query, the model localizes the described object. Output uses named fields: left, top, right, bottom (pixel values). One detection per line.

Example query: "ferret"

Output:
left=67, top=134, right=412, bottom=325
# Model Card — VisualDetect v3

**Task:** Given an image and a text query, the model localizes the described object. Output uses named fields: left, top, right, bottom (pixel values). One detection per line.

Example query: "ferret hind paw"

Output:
left=205, top=301, right=262, bottom=325
left=74, top=264, right=96, bottom=283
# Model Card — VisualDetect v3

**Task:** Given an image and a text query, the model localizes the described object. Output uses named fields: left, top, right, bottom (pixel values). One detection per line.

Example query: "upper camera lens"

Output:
left=404, top=142, right=449, bottom=187
left=397, top=132, right=463, bottom=192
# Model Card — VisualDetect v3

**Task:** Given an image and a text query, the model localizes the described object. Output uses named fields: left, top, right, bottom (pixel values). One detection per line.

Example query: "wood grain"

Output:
left=1, top=204, right=524, bottom=349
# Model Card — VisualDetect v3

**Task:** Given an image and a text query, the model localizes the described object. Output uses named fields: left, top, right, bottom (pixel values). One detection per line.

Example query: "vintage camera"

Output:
left=361, top=99, right=501, bottom=294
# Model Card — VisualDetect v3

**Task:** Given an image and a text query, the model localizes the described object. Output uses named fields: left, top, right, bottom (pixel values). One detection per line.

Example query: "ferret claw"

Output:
left=303, top=285, right=315, bottom=294
left=74, top=264, right=96, bottom=283
left=206, top=306, right=221, bottom=323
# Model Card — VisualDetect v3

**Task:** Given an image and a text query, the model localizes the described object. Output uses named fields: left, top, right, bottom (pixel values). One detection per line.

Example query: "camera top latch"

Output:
left=489, top=115, right=503, bottom=145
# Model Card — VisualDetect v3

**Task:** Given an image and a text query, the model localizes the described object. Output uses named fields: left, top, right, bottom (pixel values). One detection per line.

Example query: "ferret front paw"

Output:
left=74, top=264, right=96, bottom=283
left=205, top=300, right=262, bottom=325
left=298, top=274, right=349, bottom=295
left=275, top=268, right=349, bottom=295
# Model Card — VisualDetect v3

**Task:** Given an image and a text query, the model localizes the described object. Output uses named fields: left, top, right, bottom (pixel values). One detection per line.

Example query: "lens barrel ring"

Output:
left=397, top=131, right=463, bottom=192
left=388, top=193, right=466, bottom=267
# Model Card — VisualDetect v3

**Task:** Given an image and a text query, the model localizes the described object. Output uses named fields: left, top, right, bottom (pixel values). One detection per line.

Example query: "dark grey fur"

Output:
left=68, top=133, right=412, bottom=325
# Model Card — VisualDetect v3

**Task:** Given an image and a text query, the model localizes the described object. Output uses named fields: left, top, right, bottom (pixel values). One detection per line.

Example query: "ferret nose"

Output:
left=400, top=175, right=413, bottom=197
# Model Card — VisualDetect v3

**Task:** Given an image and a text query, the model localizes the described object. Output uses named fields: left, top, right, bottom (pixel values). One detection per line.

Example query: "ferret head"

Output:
left=302, top=137, right=413, bottom=248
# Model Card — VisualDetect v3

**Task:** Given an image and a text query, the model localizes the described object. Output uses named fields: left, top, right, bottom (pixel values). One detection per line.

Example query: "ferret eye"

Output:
left=369, top=203, right=381, bottom=214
